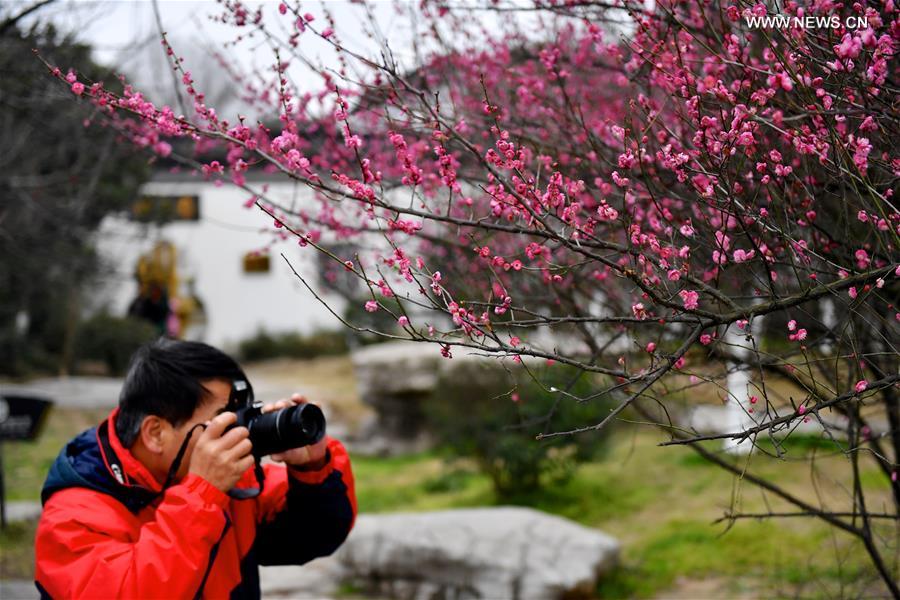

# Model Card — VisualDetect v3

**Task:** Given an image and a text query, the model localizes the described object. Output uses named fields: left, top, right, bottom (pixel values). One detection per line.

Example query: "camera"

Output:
left=227, top=380, right=326, bottom=457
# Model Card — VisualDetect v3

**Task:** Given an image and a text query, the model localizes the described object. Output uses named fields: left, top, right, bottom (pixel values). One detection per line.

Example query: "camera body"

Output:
left=228, top=380, right=326, bottom=458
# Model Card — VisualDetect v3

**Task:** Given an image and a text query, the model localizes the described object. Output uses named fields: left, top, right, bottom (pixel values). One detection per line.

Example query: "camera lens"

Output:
left=247, top=403, right=326, bottom=457
left=293, top=404, right=324, bottom=440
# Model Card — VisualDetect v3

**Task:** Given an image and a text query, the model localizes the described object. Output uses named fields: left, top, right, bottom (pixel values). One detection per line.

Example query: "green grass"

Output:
left=2, top=408, right=895, bottom=597
left=0, top=520, right=37, bottom=580
left=754, top=432, right=846, bottom=456
left=3, top=407, right=108, bottom=502
left=352, top=428, right=893, bottom=598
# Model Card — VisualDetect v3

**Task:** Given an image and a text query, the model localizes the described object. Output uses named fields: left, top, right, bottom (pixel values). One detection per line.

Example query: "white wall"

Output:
left=94, top=177, right=347, bottom=351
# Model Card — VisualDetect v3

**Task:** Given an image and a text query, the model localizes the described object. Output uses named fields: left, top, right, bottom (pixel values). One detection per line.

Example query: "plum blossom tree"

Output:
left=44, top=0, right=899, bottom=593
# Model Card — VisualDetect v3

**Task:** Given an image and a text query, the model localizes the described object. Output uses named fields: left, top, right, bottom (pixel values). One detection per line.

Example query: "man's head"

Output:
left=116, top=338, right=251, bottom=484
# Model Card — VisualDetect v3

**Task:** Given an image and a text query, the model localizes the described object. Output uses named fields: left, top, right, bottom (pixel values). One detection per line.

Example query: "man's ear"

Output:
left=138, top=415, right=168, bottom=454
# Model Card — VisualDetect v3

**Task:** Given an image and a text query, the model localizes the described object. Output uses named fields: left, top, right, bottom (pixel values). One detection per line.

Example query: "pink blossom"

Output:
left=153, top=141, right=172, bottom=157
left=617, top=151, right=636, bottom=169
left=679, top=290, right=699, bottom=310
left=732, top=249, right=754, bottom=263
left=787, top=319, right=797, bottom=332
left=667, top=269, right=681, bottom=281
left=632, top=303, right=648, bottom=320
left=854, top=380, right=868, bottom=393
left=71, top=82, right=85, bottom=96
left=852, top=137, right=872, bottom=174
left=788, top=328, right=808, bottom=342
left=798, top=405, right=806, bottom=415
left=859, top=116, right=878, bottom=133
left=715, top=231, right=731, bottom=252
left=834, top=34, right=862, bottom=59
left=596, top=204, right=619, bottom=221
left=700, top=334, right=713, bottom=345
left=345, top=134, right=362, bottom=149
left=398, top=316, right=409, bottom=327
left=201, top=161, right=224, bottom=179
left=646, top=342, right=656, bottom=353
left=430, top=271, right=443, bottom=295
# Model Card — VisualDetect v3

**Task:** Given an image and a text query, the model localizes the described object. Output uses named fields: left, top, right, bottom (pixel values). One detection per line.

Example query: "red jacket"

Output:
left=35, top=409, right=356, bottom=599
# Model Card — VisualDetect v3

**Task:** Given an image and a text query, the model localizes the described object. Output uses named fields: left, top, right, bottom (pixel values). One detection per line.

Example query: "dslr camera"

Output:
left=226, top=379, right=326, bottom=457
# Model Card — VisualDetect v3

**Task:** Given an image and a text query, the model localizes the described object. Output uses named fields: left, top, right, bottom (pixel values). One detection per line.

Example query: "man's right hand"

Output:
left=188, top=412, right=254, bottom=493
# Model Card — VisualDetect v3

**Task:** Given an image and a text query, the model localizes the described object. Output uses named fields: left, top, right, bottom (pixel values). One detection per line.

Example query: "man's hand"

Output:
left=261, top=394, right=329, bottom=470
left=188, top=412, right=255, bottom=492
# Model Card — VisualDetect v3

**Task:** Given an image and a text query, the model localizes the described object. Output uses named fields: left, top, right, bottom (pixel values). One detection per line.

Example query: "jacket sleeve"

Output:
left=35, top=474, right=230, bottom=599
left=253, top=436, right=357, bottom=566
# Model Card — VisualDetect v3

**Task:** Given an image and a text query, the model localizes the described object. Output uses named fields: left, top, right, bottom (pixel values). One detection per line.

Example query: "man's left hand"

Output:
left=261, top=394, right=329, bottom=470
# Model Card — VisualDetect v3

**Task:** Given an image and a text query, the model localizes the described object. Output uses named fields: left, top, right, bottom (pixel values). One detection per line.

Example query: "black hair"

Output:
left=115, top=338, right=251, bottom=448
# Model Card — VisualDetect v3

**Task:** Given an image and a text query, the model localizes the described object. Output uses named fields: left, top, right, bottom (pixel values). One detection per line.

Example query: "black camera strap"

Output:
left=227, top=461, right=265, bottom=500
left=160, top=423, right=208, bottom=494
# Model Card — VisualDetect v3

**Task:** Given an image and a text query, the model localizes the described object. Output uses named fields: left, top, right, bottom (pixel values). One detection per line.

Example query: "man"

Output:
left=34, top=339, right=356, bottom=599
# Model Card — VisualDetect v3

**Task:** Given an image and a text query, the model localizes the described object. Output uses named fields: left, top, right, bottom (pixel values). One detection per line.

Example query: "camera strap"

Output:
left=160, top=422, right=208, bottom=494
left=227, top=461, right=265, bottom=500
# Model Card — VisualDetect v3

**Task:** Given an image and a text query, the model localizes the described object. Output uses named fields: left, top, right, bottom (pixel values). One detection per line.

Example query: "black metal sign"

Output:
left=0, top=393, right=53, bottom=528
left=0, top=394, right=52, bottom=441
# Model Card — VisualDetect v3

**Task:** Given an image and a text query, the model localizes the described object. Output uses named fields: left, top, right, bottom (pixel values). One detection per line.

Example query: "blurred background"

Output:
left=0, top=2, right=893, bottom=599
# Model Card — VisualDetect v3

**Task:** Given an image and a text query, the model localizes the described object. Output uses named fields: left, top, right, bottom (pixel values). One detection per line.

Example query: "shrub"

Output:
left=74, top=313, right=158, bottom=375
left=427, top=362, right=616, bottom=499
left=237, top=328, right=348, bottom=361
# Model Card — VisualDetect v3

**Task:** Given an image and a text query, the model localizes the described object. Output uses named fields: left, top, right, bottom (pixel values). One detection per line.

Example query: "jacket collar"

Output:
left=99, top=408, right=163, bottom=494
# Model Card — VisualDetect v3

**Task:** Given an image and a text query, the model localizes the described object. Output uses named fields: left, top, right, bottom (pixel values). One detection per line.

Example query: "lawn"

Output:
left=351, top=429, right=894, bottom=598
left=1, top=372, right=896, bottom=598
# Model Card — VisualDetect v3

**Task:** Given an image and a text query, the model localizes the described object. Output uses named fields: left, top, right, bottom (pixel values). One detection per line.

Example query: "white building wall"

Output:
left=94, top=177, right=347, bottom=351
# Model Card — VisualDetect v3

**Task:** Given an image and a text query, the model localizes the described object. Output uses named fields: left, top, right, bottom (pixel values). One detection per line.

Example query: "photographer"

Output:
left=34, top=339, right=356, bottom=599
